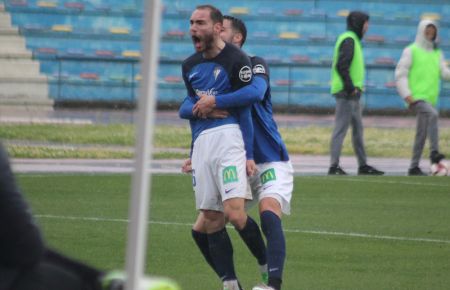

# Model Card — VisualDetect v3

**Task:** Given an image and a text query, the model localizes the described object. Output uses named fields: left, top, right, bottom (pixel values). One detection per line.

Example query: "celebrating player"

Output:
left=178, top=5, right=267, bottom=290
left=191, top=15, right=293, bottom=290
left=395, top=19, right=450, bottom=175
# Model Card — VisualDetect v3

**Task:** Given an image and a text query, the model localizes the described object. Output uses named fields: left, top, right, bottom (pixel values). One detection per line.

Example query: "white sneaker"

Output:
left=223, top=280, right=241, bottom=290
left=252, top=284, right=275, bottom=290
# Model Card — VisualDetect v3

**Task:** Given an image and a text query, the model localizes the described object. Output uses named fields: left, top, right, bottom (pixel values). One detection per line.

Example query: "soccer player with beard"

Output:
left=186, top=15, right=293, bottom=290
left=179, top=5, right=267, bottom=290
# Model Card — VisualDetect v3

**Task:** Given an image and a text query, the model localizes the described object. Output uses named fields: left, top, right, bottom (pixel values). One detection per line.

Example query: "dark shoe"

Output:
left=358, top=165, right=384, bottom=175
left=430, top=151, right=445, bottom=164
left=328, top=165, right=347, bottom=175
left=408, top=166, right=427, bottom=176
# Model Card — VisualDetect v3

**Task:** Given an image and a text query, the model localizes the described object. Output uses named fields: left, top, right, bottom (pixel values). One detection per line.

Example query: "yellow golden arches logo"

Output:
left=260, top=168, right=276, bottom=184
left=223, top=166, right=238, bottom=184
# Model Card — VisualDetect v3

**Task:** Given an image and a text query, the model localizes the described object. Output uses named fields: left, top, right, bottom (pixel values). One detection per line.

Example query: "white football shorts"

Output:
left=191, top=124, right=251, bottom=211
left=247, top=161, right=294, bottom=215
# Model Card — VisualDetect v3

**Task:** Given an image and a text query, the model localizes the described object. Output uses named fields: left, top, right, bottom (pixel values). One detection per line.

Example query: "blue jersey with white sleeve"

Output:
left=214, top=56, right=290, bottom=164
left=180, top=43, right=254, bottom=159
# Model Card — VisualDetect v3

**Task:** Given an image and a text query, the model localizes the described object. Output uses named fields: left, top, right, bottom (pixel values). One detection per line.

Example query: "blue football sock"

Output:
left=261, top=210, right=285, bottom=289
left=237, top=215, right=267, bottom=266
left=191, top=229, right=220, bottom=277
left=207, top=227, right=236, bottom=281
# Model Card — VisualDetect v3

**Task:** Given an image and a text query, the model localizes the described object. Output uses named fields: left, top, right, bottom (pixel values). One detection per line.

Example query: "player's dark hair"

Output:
left=223, top=15, right=247, bottom=46
left=196, top=5, right=223, bottom=24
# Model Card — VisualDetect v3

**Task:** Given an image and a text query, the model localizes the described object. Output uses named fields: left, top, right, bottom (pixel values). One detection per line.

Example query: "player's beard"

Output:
left=203, top=33, right=214, bottom=52
left=192, top=31, right=215, bottom=53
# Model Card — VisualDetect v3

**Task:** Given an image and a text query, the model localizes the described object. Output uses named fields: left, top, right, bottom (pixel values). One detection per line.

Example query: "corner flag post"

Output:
left=125, top=1, right=162, bottom=290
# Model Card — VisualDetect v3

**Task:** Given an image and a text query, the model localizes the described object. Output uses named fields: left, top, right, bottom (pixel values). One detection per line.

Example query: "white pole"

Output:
left=125, top=1, right=161, bottom=290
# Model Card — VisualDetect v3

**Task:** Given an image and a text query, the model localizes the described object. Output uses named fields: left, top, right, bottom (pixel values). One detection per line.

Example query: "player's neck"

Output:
left=203, top=39, right=226, bottom=59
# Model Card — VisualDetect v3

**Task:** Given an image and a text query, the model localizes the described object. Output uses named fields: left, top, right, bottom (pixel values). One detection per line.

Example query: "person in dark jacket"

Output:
left=0, top=142, right=180, bottom=290
left=0, top=142, right=117, bottom=290
left=328, top=11, right=384, bottom=176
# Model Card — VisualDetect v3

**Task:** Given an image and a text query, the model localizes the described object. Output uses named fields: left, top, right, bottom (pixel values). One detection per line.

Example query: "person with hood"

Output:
left=0, top=141, right=178, bottom=290
left=395, top=19, right=450, bottom=176
left=329, top=11, right=384, bottom=176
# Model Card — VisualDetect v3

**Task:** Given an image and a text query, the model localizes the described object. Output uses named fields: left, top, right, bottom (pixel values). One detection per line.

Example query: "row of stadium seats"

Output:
left=3, top=0, right=450, bottom=109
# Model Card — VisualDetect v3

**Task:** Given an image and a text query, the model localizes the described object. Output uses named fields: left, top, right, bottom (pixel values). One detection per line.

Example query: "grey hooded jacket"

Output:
left=395, top=19, right=450, bottom=101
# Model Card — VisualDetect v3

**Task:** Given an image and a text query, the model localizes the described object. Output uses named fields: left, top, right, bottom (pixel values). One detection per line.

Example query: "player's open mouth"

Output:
left=192, top=35, right=202, bottom=50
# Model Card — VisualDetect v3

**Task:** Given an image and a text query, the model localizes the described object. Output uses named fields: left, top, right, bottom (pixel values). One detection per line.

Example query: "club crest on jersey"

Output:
left=213, top=67, right=221, bottom=80
left=223, top=166, right=238, bottom=184
left=253, top=64, right=266, bottom=74
left=239, top=66, right=252, bottom=82
left=260, top=168, right=276, bottom=184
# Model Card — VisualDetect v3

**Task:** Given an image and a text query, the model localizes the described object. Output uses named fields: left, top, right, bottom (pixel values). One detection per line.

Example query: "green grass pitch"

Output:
left=17, top=174, right=450, bottom=290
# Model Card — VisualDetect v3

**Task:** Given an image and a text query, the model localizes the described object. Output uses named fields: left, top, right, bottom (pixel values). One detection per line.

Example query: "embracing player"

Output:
left=179, top=5, right=267, bottom=290
left=191, top=15, right=294, bottom=290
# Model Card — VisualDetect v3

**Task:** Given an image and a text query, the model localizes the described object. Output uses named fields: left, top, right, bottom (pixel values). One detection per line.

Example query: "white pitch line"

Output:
left=35, top=214, right=450, bottom=245
left=304, top=176, right=450, bottom=188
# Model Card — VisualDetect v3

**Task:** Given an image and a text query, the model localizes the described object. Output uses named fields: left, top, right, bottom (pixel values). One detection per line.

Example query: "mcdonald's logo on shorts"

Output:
left=260, top=168, right=276, bottom=184
left=223, top=166, right=238, bottom=184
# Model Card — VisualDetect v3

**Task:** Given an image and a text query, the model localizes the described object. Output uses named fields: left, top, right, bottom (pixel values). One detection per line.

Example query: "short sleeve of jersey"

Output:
left=251, top=56, right=270, bottom=82
left=230, top=47, right=253, bottom=91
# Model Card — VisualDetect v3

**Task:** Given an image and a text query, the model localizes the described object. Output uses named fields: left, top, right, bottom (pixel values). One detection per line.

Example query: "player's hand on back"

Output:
left=246, top=160, right=257, bottom=176
left=193, top=94, right=216, bottom=118
left=181, top=159, right=193, bottom=174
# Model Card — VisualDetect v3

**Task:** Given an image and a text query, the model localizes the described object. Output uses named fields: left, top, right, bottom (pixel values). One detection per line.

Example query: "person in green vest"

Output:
left=329, top=11, right=384, bottom=176
left=395, top=19, right=450, bottom=176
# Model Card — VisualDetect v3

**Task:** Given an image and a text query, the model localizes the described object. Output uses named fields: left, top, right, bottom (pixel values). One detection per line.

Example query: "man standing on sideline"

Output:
left=329, top=11, right=384, bottom=176
left=179, top=5, right=267, bottom=290
left=395, top=19, right=450, bottom=176
left=192, top=15, right=293, bottom=290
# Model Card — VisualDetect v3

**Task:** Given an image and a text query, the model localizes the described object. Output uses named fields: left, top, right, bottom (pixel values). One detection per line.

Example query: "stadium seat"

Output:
left=37, top=1, right=58, bottom=8
left=252, top=31, right=271, bottom=40
left=309, top=9, right=326, bottom=17
left=257, top=7, right=274, bottom=16
left=122, top=50, right=141, bottom=58
left=275, top=79, right=292, bottom=86
left=109, top=75, right=129, bottom=82
left=95, top=50, right=115, bottom=58
left=35, top=47, right=58, bottom=55
left=279, top=32, right=300, bottom=40
left=395, top=36, right=411, bottom=45
left=365, top=35, right=385, bottom=44
left=7, top=0, right=28, bottom=7
left=80, top=72, right=99, bottom=80
left=229, top=7, right=249, bottom=15
left=302, top=80, right=321, bottom=87
left=94, top=4, right=111, bottom=13
left=319, top=57, right=333, bottom=65
left=375, top=57, right=395, bottom=65
left=165, top=29, right=185, bottom=39
left=122, top=4, right=138, bottom=14
left=337, top=9, right=350, bottom=17
left=421, top=12, right=441, bottom=21
left=110, top=27, right=130, bottom=34
left=164, top=75, right=182, bottom=83
left=64, top=48, right=84, bottom=56
left=52, top=24, right=72, bottom=32
left=23, top=23, right=47, bottom=32
left=291, top=55, right=310, bottom=64
left=64, top=2, right=84, bottom=11
left=284, top=9, right=303, bottom=16
left=394, top=12, right=412, bottom=21
left=384, top=81, right=396, bottom=88
left=309, top=34, right=327, bottom=42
